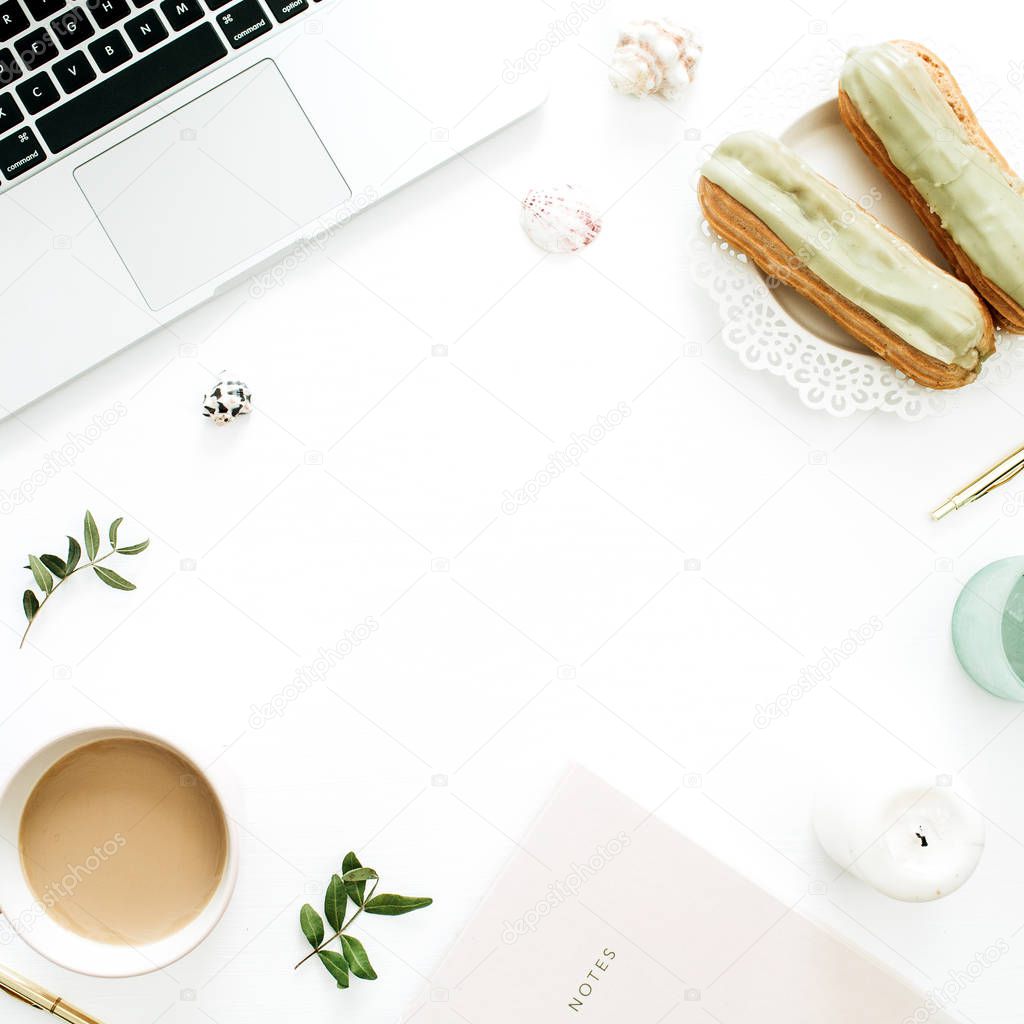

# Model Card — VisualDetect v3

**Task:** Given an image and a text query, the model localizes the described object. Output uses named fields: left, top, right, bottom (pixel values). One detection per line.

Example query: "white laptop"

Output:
left=0, top=0, right=546, bottom=413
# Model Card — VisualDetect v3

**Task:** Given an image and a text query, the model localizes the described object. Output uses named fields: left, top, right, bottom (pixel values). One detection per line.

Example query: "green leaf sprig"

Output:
left=296, top=851, right=432, bottom=990
left=20, top=510, right=149, bottom=648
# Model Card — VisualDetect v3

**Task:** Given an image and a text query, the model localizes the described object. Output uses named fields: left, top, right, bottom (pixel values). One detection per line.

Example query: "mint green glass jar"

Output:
left=952, top=556, right=1024, bottom=701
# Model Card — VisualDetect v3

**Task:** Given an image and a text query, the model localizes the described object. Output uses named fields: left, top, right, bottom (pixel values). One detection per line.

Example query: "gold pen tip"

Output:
left=932, top=499, right=957, bottom=521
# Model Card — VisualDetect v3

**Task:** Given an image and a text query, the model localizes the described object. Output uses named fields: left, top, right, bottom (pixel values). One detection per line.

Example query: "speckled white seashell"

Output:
left=520, top=185, right=602, bottom=253
left=202, top=376, right=253, bottom=425
left=610, top=18, right=702, bottom=99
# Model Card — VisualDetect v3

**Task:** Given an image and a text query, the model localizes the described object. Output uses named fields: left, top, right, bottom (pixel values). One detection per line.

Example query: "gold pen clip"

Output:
left=1, top=982, right=42, bottom=1009
left=0, top=965, right=57, bottom=1011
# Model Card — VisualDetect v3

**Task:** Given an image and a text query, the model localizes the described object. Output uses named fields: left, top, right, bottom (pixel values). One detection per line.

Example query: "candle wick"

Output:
left=915, top=831, right=928, bottom=848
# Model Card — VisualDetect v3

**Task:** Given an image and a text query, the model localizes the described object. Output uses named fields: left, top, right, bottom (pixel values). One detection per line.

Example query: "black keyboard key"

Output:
left=0, top=89, right=22, bottom=129
left=0, top=0, right=28, bottom=42
left=37, top=22, right=226, bottom=152
left=86, top=0, right=128, bottom=27
left=15, top=27, right=58, bottom=70
left=263, top=0, right=304, bottom=22
left=216, top=0, right=268, bottom=48
left=0, top=124, right=44, bottom=178
left=204, top=0, right=231, bottom=10
left=51, top=6, right=94, bottom=49
left=16, top=68, right=57, bottom=111
left=23, top=0, right=64, bottom=19
left=159, top=0, right=200, bottom=29
left=0, top=46, right=21, bottom=83
left=87, top=26, right=127, bottom=68
left=124, top=7, right=165, bottom=48
left=130, top=0, right=152, bottom=7
left=52, top=47, right=93, bottom=89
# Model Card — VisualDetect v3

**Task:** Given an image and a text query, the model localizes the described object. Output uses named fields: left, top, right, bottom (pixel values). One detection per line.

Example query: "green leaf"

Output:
left=84, top=511, right=99, bottom=561
left=300, top=904, right=325, bottom=949
left=28, top=555, right=53, bottom=594
left=116, top=540, right=150, bottom=556
left=108, top=517, right=123, bottom=547
left=324, top=875, right=347, bottom=934
left=342, top=852, right=366, bottom=905
left=341, top=868, right=378, bottom=883
left=22, top=590, right=38, bottom=621
left=40, top=554, right=67, bottom=579
left=363, top=894, right=433, bottom=917
left=93, top=567, right=136, bottom=591
left=341, top=935, right=377, bottom=981
left=66, top=536, right=81, bottom=573
left=318, top=951, right=349, bottom=989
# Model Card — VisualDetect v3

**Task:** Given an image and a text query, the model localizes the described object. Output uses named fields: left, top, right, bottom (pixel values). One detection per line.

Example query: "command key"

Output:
left=216, top=0, right=271, bottom=48
left=0, top=126, right=46, bottom=181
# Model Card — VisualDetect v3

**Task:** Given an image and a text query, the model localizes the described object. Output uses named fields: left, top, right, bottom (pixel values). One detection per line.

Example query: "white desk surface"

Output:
left=3, top=1, right=1024, bottom=1021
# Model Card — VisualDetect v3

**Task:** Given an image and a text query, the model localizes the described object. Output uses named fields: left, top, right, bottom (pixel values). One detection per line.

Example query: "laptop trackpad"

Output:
left=75, top=60, right=351, bottom=311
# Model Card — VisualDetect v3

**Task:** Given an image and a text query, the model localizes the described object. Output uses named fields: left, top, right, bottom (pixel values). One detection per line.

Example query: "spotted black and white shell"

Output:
left=520, top=185, right=602, bottom=253
left=609, top=19, right=702, bottom=99
left=202, top=378, right=253, bottom=424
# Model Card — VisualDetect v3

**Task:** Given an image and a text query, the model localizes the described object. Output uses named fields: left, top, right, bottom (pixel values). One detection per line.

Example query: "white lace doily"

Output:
left=691, top=222, right=955, bottom=420
left=691, top=38, right=1023, bottom=421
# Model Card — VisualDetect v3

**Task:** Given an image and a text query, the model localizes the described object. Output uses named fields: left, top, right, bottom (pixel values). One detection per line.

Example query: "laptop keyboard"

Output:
left=0, top=0, right=314, bottom=190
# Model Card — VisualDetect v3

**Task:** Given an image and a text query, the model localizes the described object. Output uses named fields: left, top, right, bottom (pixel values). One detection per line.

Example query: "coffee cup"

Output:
left=0, top=725, right=239, bottom=978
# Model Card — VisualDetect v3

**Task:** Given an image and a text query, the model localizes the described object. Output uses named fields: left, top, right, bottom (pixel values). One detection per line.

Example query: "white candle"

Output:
left=813, top=769, right=985, bottom=901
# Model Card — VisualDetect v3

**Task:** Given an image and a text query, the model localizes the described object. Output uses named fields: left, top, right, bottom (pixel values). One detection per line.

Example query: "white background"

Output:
left=3, top=0, right=1024, bottom=1021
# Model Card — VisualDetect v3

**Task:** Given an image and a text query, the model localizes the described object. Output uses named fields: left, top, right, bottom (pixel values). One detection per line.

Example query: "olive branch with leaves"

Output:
left=297, top=851, right=432, bottom=991
left=20, top=510, right=149, bottom=649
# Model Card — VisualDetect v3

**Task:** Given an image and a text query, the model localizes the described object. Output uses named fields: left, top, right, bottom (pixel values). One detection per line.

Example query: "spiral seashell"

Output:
left=520, top=185, right=602, bottom=253
left=610, top=19, right=702, bottom=99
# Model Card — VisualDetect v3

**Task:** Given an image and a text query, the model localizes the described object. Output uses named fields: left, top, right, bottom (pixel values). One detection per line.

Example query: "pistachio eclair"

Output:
left=699, top=131, right=995, bottom=389
left=840, top=42, right=1024, bottom=331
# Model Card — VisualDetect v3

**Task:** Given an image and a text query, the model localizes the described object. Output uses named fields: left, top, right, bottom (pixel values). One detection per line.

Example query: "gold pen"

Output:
left=0, top=965, right=105, bottom=1024
left=932, top=442, right=1024, bottom=520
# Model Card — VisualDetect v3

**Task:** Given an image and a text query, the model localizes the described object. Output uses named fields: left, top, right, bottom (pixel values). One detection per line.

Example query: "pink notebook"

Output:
left=414, top=767, right=952, bottom=1022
